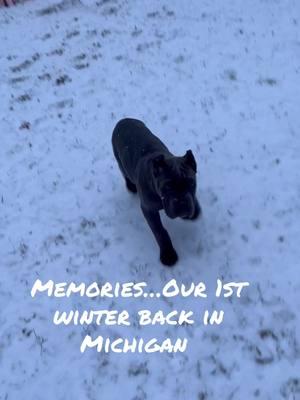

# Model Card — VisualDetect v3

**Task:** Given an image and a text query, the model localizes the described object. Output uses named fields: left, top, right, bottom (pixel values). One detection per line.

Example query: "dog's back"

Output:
left=112, top=118, right=169, bottom=182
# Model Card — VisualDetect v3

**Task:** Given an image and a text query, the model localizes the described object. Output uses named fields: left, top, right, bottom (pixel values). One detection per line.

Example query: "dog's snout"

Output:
left=174, top=197, right=185, bottom=206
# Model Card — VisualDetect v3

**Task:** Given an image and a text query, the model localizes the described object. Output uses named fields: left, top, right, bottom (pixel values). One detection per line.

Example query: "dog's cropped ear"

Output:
left=152, top=154, right=166, bottom=176
left=184, top=150, right=197, bottom=173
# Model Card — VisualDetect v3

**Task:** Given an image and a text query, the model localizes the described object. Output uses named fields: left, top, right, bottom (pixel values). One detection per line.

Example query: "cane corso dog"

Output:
left=112, top=118, right=201, bottom=266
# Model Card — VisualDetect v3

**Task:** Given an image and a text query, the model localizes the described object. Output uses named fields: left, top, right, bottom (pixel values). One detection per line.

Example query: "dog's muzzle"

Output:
left=162, top=195, right=195, bottom=219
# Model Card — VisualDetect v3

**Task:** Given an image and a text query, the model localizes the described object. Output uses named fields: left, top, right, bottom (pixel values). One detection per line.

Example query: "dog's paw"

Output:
left=160, top=247, right=178, bottom=267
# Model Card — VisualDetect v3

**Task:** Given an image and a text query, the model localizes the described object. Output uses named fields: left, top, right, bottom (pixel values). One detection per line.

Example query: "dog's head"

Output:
left=151, top=150, right=199, bottom=219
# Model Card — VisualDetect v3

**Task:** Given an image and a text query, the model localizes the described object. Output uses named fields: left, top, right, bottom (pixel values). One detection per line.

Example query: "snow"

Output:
left=0, top=0, right=300, bottom=399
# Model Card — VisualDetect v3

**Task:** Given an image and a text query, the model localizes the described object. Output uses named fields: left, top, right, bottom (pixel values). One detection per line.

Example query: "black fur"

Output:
left=112, top=118, right=201, bottom=266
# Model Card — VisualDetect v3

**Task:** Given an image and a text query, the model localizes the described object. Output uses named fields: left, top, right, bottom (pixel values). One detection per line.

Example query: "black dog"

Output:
left=112, top=118, right=201, bottom=266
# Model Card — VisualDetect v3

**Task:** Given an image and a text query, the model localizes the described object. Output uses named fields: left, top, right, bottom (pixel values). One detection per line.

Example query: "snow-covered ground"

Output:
left=1, top=0, right=300, bottom=398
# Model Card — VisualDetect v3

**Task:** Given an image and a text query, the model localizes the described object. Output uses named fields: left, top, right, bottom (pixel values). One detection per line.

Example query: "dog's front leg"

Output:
left=141, top=206, right=178, bottom=266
